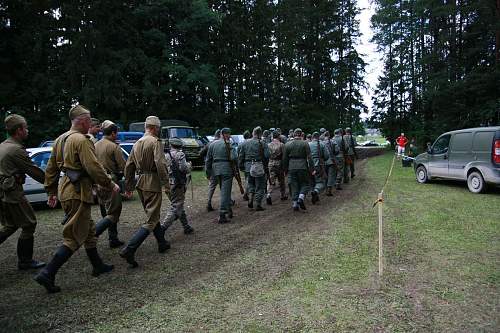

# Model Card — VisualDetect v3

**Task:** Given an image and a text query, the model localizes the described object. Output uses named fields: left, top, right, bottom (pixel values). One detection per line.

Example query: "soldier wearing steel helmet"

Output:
left=308, top=131, right=329, bottom=204
left=160, top=137, right=194, bottom=240
left=343, top=127, right=357, bottom=182
left=0, top=114, right=46, bottom=271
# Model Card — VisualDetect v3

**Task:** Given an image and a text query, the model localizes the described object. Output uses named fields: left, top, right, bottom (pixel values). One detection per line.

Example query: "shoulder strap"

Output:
left=60, top=132, right=79, bottom=170
left=258, top=139, right=264, bottom=161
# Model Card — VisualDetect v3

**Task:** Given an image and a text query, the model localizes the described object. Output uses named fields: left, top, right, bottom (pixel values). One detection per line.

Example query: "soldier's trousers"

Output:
left=162, top=185, right=189, bottom=230
left=217, top=174, right=233, bottom=215
left=0, top=199, right=37, bottom=241
left=61, top=200, right=96, bottom=251
left=344, top=156, right=355, bottom=181
left=325, top=164, right=338, bottom=187
left=98, top=190, right=122, bottom=240
left=267, top=164, right=286, bottom=197
left=137, top=189, right=162, bottom=231
left=246, top=172, right=266, bottom=207
left=332, top=157, right=344, bottom=185
left=288, top=169, right=310, bottom=201
left=311, top=170, right=326, bottom=194
left=207, top=176, right=218, bottom=205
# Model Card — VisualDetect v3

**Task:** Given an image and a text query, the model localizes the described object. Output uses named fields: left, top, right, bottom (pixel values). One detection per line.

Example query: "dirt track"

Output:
left=0, top=159, right=369, bottom=331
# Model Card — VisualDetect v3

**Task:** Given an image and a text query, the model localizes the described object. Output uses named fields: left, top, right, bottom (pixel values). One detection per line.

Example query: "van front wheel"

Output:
left=467, top=171, right=485, bottom=193
left=416, top=165, right=428, bottom=183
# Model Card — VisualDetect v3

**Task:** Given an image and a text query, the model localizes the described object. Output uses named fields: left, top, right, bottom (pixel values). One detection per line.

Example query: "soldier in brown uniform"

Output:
left=0, top=114, right=46, bottom=270
left=120, top=116, right=170, bottom=268
left=87, top=118, right=101, bottom=145
left=94, top=120, right=126, bottom=248
left=34, top=105, right=120, bottom=293
left=266, top=131, right=287, bottom=205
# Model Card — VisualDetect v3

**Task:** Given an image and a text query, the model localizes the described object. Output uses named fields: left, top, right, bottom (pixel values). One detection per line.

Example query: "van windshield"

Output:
left=432, top=134, right=451, bottom=154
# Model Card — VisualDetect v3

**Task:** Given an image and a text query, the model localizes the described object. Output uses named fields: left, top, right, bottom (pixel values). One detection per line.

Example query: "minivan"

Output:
left=414, top=126, right=500, bottom=193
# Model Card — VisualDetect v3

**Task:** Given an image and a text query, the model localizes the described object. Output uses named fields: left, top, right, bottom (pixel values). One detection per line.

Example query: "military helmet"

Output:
left=320, top=127, right=326, bottom=133
left=312, top=131, right=320, bottom=139
left=169, top=137, right=183, bottom=147
left=221, top=127, right=231, bottom=135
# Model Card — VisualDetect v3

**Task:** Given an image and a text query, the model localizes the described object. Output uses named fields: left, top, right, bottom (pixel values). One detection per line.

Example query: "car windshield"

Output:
left=168, top=127, right=196, bottom=138
left=31, top=151, right=52, bottom=171
left=120, top=144, right=133, bottom=154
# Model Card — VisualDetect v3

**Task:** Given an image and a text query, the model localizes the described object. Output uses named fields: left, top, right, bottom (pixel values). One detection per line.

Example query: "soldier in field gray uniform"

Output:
left=160, top=138, right=194, bottom=239
left=205, top=129, right=221, bottom=212
left=205, top=128, right=237, bottom=223
left=343, top=127, right=357, bottom=182
left=323, top=131, right=340, bottom=195
left=238, top=126, right=270, bottom=211
left=332, top=128, right=345, bottom=190
left=308, top=132, right=329, bottom=204
left=283, top=128, right=314, bottom=211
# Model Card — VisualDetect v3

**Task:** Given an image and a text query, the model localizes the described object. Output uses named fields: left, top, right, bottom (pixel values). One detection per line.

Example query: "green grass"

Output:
left=0, top=153, right=497, bottom=332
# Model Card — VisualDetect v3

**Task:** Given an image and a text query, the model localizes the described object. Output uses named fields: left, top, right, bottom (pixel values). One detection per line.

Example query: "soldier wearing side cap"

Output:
left=205, top=129, right=221, bottom=212
left=319, top=128, right=327, bottom=141
left=323, top=131, right=339, bottom=195
left=88, top=118, right=101, bottom=145
left=266, top=130, right=287, bottom=205
left=0, top=114, right=46, bottom=270
left=120, top=116, right=171, bottom=268
left=283, top=128, right=314, bottom=211
left=309, top=131, right=329, bottom=204
left=239, top=130, right=252, bottom=201
left=160, top=137, right=194, bottom=239
left=205, top=127, right=237, bottom=223
left=94, top=120, right=126, bottom=248
left=35, top=105, right=120, bottom=293
left=238, top=126, right=270, bottom=211
left=343, top=127, right=357, bottom=182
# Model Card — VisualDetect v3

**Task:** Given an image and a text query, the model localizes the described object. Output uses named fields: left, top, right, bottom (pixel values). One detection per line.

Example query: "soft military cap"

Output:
left=312, top=131, right=320, bottom=139
left=346, top=127, right=352, bottom=133
left=5, top=114, right=27, bottom=131
left=320, top=128, right=326, bottom=133
left=221, top=127, right=231, bottom=135
left=294, top=128, right=303, bottom=136
left=69, top=105, right=91, bottom=120
left=101, top=120, right=115, bottom=129
left=214, top=129, right=221, bottom=137
left=334, top=128, right=341, bottom=135
left=145, top=116, right=161, bottom=127
left=169, top=137, right=183, bottom=147
left=91, top=118, right=101, bottom=126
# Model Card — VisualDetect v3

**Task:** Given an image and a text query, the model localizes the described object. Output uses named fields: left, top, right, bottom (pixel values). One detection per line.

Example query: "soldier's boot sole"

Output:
left=119, top=250, right=139, bottom=268
left=158, top=242, right=171, bottom=253
left=92, top=264, right=114, bottom=277
left=206, top=204, right=215, bottom=212
left=311, top=191, right=319, bottom=204
left=183, top=226, right=194, bottom=235
left=256, top=206, right=265, bottom=211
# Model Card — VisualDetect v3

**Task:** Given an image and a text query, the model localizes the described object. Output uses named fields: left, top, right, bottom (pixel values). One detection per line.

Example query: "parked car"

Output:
left=39, top=140, right=55, bottom=147
left=414, top=126, right=500, bottom=193
left=359, top=140, right=379, bottom=147
left=24, top=145, right=132, bottom=204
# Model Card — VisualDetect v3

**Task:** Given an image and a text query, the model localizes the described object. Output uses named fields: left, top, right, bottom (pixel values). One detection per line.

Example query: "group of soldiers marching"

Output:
left=204, top=126, right=357, bottom=224
left=0, top=105, right=356, bottom=294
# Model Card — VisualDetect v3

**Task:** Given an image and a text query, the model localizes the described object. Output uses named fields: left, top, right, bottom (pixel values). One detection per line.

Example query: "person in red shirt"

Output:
left=396, top=132, right=408, bottom=158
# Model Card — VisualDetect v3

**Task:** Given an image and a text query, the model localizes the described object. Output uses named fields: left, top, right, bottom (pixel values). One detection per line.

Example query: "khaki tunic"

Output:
left=124, top=133, right=169, bottom=231
left=0, top=138, right=45, bottom=238
left=267, top=139, right=286, bottom=196
left=95, top=137, right=126, bottom=223
left=45, top=130, right=114, bottom=250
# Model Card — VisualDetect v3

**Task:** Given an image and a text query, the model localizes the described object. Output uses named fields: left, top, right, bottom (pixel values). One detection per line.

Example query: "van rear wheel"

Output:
left=416, top=165, right=428, bottom=183
left=467, top=171, right=485, bottom=193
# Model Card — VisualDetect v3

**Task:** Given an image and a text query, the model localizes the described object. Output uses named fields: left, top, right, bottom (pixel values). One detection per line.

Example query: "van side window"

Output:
left=450, top=132, right=472, bottom=152
left=472, top=132, right=494, bottom=152
left=432, top=134, right=451, bottom=154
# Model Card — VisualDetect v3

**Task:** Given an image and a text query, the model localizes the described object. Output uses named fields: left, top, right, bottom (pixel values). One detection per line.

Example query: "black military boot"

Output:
left=108, top=222, right=124, bottom=248
left=280, top=195, right=288, bottom=201
left=85, top=247, right=114, bottom=277
left=34, top=245, right=73, bottom=293
left=242, top=193, right=249, bottom=201
left=326, top=187, right=333, bottom=196
left=95, top=217, right=113, bottom=237
left=0, top=231, right=11, bottom=245
left=248, top=193, right=254, bottom=209
left=311, top=191, right=319, bottom=204
left=298, top=197, right=307, bottom=210
left=180, top=213, right=194, bottom=235
left=153, top=224, right=170, bottom=253
left=218, top=213, right=230, bottom=224
left=206, top=203, right=215, bottom=212
left=17, top=237, right=46, bottom=270
left=119, top=227, right=150, bottom=268
left=336, top=184, right=343, bottom=190
left=266, top=195, right=272, bottom=205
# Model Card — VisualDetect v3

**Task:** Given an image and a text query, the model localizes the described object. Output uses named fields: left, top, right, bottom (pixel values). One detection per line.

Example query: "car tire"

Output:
left=467, top=171, right=485, bottom=193
left=416, top=165, right=428, bottom=183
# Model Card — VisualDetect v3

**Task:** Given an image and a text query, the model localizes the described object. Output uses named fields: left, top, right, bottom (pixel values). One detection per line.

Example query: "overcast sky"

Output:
left=356, top=0, right=382, bottom=119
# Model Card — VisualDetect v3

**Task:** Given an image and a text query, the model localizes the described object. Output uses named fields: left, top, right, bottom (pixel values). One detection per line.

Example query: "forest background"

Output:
left=0, top=0, right=499, bottom=147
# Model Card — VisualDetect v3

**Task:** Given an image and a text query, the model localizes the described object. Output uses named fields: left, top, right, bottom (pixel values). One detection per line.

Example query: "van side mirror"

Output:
left=427, top=148, right=432, bottom=154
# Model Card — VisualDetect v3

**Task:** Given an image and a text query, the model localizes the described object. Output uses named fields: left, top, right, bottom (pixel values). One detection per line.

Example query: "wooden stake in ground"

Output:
left=378, top=192, right=383, bottom=276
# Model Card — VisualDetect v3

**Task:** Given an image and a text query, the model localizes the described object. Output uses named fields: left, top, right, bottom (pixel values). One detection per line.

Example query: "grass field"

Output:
left=0, top=153, right=498, bottom=332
